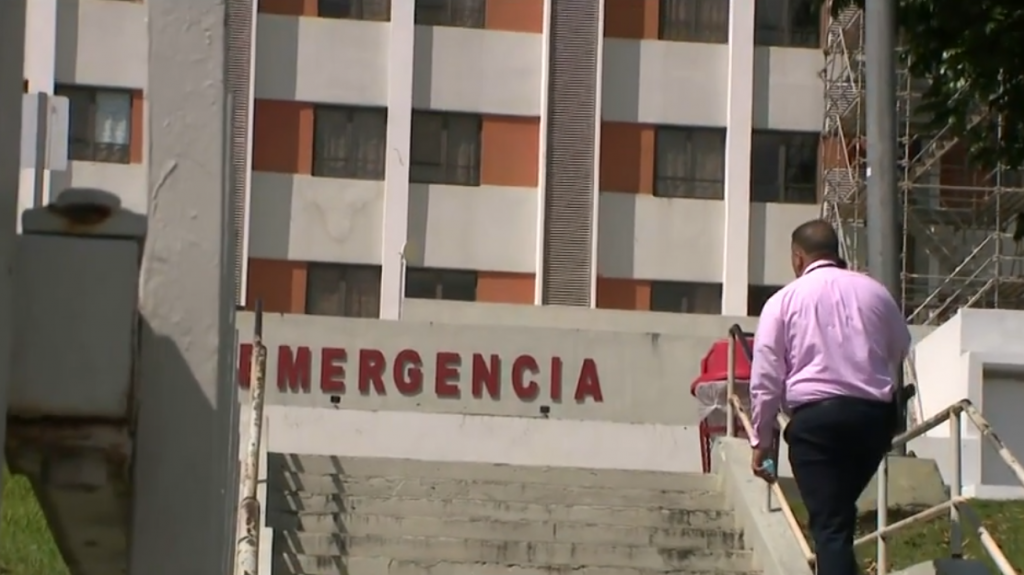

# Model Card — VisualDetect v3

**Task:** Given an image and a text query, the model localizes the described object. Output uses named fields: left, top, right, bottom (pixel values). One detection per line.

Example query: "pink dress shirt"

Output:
left=748, top=260, right=911, bottom=448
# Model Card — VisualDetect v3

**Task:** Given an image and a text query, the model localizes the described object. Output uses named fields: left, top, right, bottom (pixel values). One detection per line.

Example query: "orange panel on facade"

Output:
left=130, top=90, right=144, bottom=164
left=604, top=0, right=659, bottom=39
left=596, top=278, right=651, bottom=311
left=485, top=0, right=544, bottom=33
left=481, top=116, right=541, bottom=188
left=258, top=0, right=317, bottom=16
left=247, top=259, right=309, bottom=314
left=252, top=99, right=314, bottom=175
left=477, top=272, right=536, bottom=305
left=600, top=122, right=655, bottom=194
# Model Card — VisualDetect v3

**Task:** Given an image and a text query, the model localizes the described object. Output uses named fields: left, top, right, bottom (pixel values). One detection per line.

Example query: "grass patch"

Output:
left=0, top=468, right=68, bottom=575
left=789, top=498, right=1024, bottom=574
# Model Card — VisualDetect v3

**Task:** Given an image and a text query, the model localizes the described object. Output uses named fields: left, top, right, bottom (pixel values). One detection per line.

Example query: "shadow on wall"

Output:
left=254, top=13, right=299, bottom=99
left=265, top=453, right=349, bottom=572
left=130, top=315, right=240, bottom=572
left=54, top=0, right=80, bottom=84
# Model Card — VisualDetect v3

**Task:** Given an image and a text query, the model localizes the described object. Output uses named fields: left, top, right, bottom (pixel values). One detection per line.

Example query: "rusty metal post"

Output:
left=235, top=300, right=267, bottom=575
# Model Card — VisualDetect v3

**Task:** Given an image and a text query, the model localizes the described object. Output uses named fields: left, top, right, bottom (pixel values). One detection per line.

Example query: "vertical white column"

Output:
left=379, top=2, right=415, bottom=320
left=20, top=0, right=57, bottom=213
left=132, top=0, right=237, bottom=573
left=0, top=0, right=27, bottom=523
left=720, top=0, right=755, bottom=315
left=532, top=0, right=552, bottom=305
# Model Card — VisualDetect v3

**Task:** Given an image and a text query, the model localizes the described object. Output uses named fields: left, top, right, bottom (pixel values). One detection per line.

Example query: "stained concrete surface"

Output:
left=266, top=454, right=760, bottom=575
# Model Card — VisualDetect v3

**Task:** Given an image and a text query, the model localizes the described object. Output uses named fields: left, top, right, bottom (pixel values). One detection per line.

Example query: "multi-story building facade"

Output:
left=20, top=0, right=826, bottom=319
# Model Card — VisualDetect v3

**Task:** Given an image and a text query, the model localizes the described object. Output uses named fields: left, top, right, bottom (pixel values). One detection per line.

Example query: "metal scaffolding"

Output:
left=820, top=5, right=1024, bottom=325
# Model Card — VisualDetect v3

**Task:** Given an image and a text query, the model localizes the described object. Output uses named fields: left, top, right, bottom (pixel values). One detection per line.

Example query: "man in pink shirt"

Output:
left=749, top=220, right=910, bottom=575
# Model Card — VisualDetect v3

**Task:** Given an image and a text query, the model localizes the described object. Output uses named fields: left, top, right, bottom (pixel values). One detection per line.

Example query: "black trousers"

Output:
left=785, top=397, right=896, bottom=575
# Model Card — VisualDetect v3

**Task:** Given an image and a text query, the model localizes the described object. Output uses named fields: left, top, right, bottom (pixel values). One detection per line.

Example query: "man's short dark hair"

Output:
left=792, top=219, right=840, bottom=258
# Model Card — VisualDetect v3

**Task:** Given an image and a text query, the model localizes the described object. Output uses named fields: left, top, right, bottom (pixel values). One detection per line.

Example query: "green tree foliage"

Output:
left=824, top=0, right=1024, bottom=170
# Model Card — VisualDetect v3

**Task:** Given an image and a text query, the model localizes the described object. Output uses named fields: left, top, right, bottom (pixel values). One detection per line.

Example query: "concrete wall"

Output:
left=234, top=305, right=939, bottom=479
left=909, top=309, right=1024, bottom=498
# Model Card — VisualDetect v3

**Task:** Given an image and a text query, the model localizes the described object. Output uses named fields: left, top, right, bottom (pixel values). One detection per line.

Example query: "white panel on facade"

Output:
left=413, top=26, right=542, bottom=116
left=754, top=47, right=823, bottom=132
left=410, top=184, right=537, bottom=273
left=248, top=172, right=384, bottom=264
left=48, top=161, right=148, bottom=214
left=597, top=192, right=723, bottom=283
left=602, top=39, right=728, bottom=127
left=747, top=202, right=818, bottom=285
left=255, top=15, right=388, bottom=105
left=56, top=0, right=147, bottom=88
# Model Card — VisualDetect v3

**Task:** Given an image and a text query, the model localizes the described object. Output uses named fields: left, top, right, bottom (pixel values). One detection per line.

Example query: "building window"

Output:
left=751, top=131, right=818, bottom=204
left=659, top=0, right=729, bottom=44
left=650, top=281, right=722, bottom=315
left=748, top=285, right=783, bottom=316
left=654, top=127, right=726, bottom=199
left=405, top=268, right=477, bottom=301
left=305, top=264, right=381, bottom=318
left=318, top=0, right=391, bottom=20
left=56, top=85, right=132, bottom=164
left=313, top=105, right=387, bottom=180
left=415, top=0, right=485, bottom=28
left=410, top=111, right=481, bottom=186
left=754, top=0, right=819, bottom=48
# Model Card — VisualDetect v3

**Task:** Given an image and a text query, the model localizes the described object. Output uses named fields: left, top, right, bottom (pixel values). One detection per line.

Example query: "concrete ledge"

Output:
left=713, top=438, right=813, bottom=575
left=894, top=559, right=990, bottom=575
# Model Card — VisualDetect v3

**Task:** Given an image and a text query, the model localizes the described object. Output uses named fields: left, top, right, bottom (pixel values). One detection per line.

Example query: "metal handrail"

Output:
left=723, top=326, right=1024, bottom=575
left=235, top=300, right=268, bottom=575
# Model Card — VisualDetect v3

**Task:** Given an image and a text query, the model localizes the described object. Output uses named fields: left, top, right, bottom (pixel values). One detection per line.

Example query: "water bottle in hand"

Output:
left=760, top=458, right=777, bottom=481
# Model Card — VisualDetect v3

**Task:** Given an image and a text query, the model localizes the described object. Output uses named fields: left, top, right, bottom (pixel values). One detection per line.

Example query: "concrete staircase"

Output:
left=266, top=455, right=761, bottom=575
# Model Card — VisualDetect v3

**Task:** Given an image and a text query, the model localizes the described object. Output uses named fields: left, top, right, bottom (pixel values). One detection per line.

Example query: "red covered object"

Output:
left=690, top=336, right=759, bottom=473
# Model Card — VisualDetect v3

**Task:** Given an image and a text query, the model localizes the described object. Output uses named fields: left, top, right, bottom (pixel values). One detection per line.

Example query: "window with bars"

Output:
left=410, top=111, right=481, bottom=186
left=751, top=130, right=818, bottom=204
left=56, top=85, right=132, bottom=164
left=415, top=0, right=485, bottom=28
left=748, top=284, right=784, bottom=316
left=654, top=127, right=727, bottom=199
left=650, top=281, right=722, bottom=315
left=313, top=105, right=387, bottom=180
left=318, top=0, right=392, bottom=20
left=405, top=268, right=477, bottom=301
left=754, top=0, right=820, bottom=48
left=659, top=0, right=729, bottom=44
left=305, top=264, right=381, bottom=318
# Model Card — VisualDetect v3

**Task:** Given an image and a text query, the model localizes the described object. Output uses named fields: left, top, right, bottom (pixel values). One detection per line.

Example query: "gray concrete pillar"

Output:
left=130, top=0, right=240, bottom=573
left=0, top=0, right=27, bottom=521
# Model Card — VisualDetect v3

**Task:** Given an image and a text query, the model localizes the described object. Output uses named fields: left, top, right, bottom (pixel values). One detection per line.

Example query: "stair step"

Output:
left=274, top=533, right=755, bottom=571
left=270, top=455, right=720, bottom=492
left=273, top=556, right=759, bottom=575
left=272, top=474, right=726, bottom=508
left=266, top=513, right=743, bottom=548
left=267, top=495, right=736, bottom=529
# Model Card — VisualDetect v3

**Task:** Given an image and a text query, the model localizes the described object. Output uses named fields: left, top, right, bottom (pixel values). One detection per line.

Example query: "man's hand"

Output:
left=751, top=447, right=777, bottom=483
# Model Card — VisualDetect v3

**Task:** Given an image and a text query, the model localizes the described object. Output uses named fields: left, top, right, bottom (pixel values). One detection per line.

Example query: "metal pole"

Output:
left=235, top=299, right=267, bottom=575
left=949, top=411, right=963, bottom=558
left=865, top=0, right=907, bottom=454
left=876, top=454, right=889, bottom=575
left=0, top=0, right=28, bottom=532
left=726, top=337, right=736, bottom=438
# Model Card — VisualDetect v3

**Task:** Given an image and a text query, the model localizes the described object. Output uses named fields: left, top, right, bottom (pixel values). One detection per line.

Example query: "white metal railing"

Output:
left=723, top=326, right=1023, bottom=575
left=234, top=300, right=268, bottom=575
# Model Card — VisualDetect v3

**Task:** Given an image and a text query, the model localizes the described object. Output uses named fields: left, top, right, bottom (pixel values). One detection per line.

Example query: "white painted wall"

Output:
left=910, top=309, right=1024, bottom=498
left=55, top=0, right=147, bottom=89
left=255, top=14, right=388, bottom=105
left=265, top=406, right=705, bottom=473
